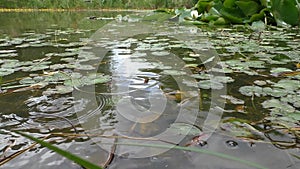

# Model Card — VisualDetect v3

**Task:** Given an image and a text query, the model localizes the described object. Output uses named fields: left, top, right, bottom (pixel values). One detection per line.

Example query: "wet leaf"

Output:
left=239, top=85, right=264, bottom=97
left=55, top=85, right=74, bottom=94
left=161, top=70, right=187, bottom=76
left=198, top=80, right=224, bottom=90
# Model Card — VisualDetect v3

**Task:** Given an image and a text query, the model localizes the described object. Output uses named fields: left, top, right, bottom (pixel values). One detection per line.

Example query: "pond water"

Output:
left=0, top=11, right=299, bottom=169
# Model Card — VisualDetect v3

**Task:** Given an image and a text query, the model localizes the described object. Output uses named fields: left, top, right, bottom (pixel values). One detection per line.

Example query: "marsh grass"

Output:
left=0, top=0, right=197, bottom=9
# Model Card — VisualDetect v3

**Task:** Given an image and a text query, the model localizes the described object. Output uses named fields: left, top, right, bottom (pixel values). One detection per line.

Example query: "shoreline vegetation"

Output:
left=0, top=0, right=197, bottom=10
left=0, top=8, right=153, bottom=12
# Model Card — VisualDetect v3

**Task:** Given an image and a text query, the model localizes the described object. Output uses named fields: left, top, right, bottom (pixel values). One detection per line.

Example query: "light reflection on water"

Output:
left=0, top=11, right=298, bottom=169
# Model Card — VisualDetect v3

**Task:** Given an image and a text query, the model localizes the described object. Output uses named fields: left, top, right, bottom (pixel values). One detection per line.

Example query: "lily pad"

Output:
left=151, top=51, right=170, bottom=56
left=239, top=85, right=264, bottom=97
left=161, top=70, right=187, bottom=76
left=273, top=79, right=300, bottom=91
left=198, top=80, right=224, bottom=90
left=0, top=68, right=14, bottom=76
left=55, top=85, right=74, bottom=94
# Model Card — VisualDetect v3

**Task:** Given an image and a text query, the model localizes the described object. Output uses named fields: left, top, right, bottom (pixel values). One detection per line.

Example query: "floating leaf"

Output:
left=151, top=51, right=170, bottom=56
left=182, top=57, right=197, bottom=61
left=273, top=79, right=300, bottom=91
left=262, top=99, right=295, bottom=113
left=55, top=85, right=74, bottom=94
left=239, top=85, right=264, bottom=97
left=0, top=68, right=14, bottom=76
left=271, top=0, right=300, bottom=26
left=161, top=70, right=187, bottom=76
left=198, top=80, right=224, bottom=90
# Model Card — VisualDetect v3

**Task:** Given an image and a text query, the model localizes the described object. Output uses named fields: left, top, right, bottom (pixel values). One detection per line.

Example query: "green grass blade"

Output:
left=15, top=131, right=103, bottom=169
left=104, top=142, right=267, bottom=169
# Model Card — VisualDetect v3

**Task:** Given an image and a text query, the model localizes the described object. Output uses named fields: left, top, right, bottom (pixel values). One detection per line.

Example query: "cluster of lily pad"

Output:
left=164, top=0, right=300, bottom=26
left=204, top=25, right=299, bottom=142
left=0, top=28, right=111, bottom=95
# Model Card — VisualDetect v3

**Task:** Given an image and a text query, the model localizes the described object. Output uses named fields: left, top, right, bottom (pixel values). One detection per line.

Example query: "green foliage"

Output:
left=177, top=0, right=300, bottom=26
left=271, top=0, right=300, bottom=26
left=0, top=0, right=197, bottom=9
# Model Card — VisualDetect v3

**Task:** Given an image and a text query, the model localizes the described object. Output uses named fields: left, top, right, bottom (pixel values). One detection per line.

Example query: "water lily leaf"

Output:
left=273, top=79, right=300, bottom=91
left=281, top=94, right=300, bottom=108
left=74, top=64, right=95, bottom=70
left=61, top=57, right=75, bottom=63
left=161, top=70, right=187, bottom=76
left=0, top=49, right=17, bottom=56
left=270, top=67, right=293, bottom=74
left=262, top=87, right=288, bottom=97
left=19, top=77, right=36, bottom=85
left=44, top=72, right=70, bottom=82
left=239, top=85, right=264, bottom=97
left=182, top=57, right=197, bottom=61
left=224, top=0, right=236, bottom=8
left=50, top=64, right=66, bottom=70
left=151, top=51, right=170, bottom=56
left=56, top=85, right=74, bottom=94
left=0, top=68, right=14, bottom=76
left=272, top=0, right=299, bottom=26
left=198, top=80, right=224, bottom=90
left=287, top=111, right=300, bottom=121
left=220, top=8, right=243, bottom=24
left=213, top=76, right=235, bottom=83
left=191, top=73, right=211, bottom=80
left=235, top=0, right=260, bottom=17
left=254, top=80, right=267, bottom=86
left=1, top=60, right=21, bottom=68
left=42, top=88, right=59, bottom=95
left=23, top=65, right=49, bottom=72
left=262, top=99, right=295, bottom=113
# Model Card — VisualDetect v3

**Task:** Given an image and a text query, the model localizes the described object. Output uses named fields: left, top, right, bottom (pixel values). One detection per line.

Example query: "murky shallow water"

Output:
left=0, top=11, right=299, bottom=169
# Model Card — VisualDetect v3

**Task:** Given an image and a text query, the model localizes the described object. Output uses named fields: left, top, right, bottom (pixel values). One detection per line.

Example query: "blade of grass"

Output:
left=14, top=131, right=103, bottom=169
left=102, top=142, right=267, bottom=169
left=290, top=153, right=300, bottom=160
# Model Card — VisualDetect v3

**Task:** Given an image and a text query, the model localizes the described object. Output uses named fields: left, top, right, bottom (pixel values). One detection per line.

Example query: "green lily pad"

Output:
left=262, top=99, right=295, bottom=113
left=0, top=68, right=14, bottom=76
left=239, top=85, right=264, bottom=97
left=262, top=87, right=289, bottom=97
left=273, top=79, right=300, bottom=91
left=270, top=67, right=293, bottom=74
left=161, top=70, right=187, bottom=76
left=152, top=51, right=170, bottom=56
left=56, top=85, right=74, bottom=94
left=19, top=77, right=36, bottom=85
left=198, top=80, right=224, bottom=90
left=182, top=57, right=197, bottom=61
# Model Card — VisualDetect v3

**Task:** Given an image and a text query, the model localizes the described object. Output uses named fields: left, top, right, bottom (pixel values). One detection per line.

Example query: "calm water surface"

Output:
left=0, top=11, right=299, bottom=169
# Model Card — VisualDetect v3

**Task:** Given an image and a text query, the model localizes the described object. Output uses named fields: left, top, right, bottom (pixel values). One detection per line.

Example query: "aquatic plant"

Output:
left=168, top=0, right=300, bottom=26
